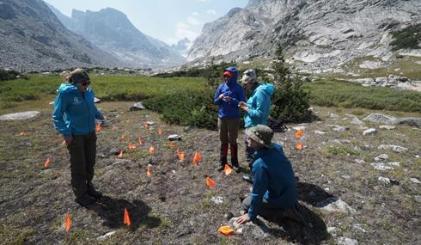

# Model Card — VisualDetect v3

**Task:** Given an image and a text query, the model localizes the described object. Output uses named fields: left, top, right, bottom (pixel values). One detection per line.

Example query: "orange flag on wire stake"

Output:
left=294, top=129, right=304, bottom=139
left=224, top=164, right=232, bottom=176
left=64, top=211, right=72, bottom=233
left=44, top=157, right=51, bottom=169
left=218, top=225, right=234, bottom=236
left=128, top=143, right=137, bottom=150
left=147, top=164, right=152, bottom=177
left=157, top=128, right=163, bottom=135
left=123, top=208, right=131, bottom=227
left=138, top=137, right=144, bottom=145
left=206, top=176, right=216, bottom=189
left=295, top=142, right=304, bottom=151
left=118, top=150, right=123, bottom=158
left=149, top=146, right=156, bottom=155
left=192, top=151, right=202, bottom=166
left=95, top=123, right=102, bottom=133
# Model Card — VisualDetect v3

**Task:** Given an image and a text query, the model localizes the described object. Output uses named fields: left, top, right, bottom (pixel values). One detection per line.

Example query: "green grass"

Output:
left=304, top=79, right=421, bottom=112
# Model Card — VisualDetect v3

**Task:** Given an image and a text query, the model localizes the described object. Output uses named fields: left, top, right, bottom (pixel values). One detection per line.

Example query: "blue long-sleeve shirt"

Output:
left=214, top=76, right=245, bottom=119
left=52, top=83, right=103, bottom=137
left=248, top=143, right=297, bottom=220
left=244, top=83, right=275, bottom=128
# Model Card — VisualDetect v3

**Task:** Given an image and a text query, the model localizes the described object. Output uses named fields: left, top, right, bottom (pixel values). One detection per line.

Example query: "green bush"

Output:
left=268, top=45, right=313, bottom=123
left=390, top=24, right=421, bottom=51
left=0, top=69, right=22, bottom=81
left=143, top=89, right=218, bottom=129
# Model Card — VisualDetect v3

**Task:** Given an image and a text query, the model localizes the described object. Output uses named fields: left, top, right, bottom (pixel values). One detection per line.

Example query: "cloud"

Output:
left=206, top=9, right=217, bottom=15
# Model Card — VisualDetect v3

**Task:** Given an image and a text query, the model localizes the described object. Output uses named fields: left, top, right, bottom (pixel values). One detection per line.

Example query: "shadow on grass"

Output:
left=252, top=182, right=334, bottom=244
left=87, top=195, right=161, bottom=231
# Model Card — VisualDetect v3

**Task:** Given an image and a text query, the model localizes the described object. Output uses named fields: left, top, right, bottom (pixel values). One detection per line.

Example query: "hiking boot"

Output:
left=75, top=193, right=96, bottom=207
left=232, top=165, right=241, bottom=173
left=242, top=174, right=253, bottom=184
left=87, top=183, right=103, bottom=199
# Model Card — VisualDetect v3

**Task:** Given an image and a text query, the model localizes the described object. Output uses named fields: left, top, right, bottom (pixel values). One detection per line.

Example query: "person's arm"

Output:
left=247, top=91, right=266, bottom=119
left=247, top=160, right=269, bottom=220
left=91, top=91, right=104, bottom=120
left=52, top=92, right=71, bottom=138
left=213, top=85, right=224, bottom=105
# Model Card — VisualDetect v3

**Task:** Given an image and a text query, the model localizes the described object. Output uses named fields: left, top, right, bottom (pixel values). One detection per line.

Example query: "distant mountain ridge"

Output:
left=50, top=6, right=185, bottom=68
left=0, top=0, right=120, bottom=72
left=188, top=0, right=421, bottom=73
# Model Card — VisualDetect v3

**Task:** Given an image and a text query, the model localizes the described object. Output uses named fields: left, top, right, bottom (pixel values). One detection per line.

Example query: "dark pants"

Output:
left=218, top=118, right=240, bottom=166
left=244, top=132, right=256, bottom=169
left=67, top=132, right=97, bottom=198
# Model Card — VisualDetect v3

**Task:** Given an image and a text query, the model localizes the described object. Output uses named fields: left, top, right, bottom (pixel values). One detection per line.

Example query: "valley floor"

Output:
left=0, top=101, right=420, bottom=244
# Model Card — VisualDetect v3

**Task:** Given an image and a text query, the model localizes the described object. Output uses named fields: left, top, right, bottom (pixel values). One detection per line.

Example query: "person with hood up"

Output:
left=238, top=69, right=275, bottom=183
left=235, top=125, right=298, bottom=224
left=214, top=67, right=245, bottom=172
left=52, top=68, right=104, bottom=207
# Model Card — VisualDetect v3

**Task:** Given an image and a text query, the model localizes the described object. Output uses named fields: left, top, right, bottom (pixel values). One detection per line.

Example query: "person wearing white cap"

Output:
left=238, top=69, right=275, bottom=183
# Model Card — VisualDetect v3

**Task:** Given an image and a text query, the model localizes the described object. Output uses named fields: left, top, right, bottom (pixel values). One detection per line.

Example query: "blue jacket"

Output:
left=244, top=83, right=275, bottom=128
left=248, top=144, right=297, bottom=220
left=213, top=67, right=245, bottom=119
left=52, top=83, right=103, bottom=137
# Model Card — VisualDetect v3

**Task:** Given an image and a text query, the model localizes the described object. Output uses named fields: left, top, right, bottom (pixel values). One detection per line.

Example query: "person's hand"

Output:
left=222, top=96, right=232, bottom=102
left=235, top=213, right=251, bottom=224
left=219, top=94, right=225, bottom=100
left=64, top=136, right=73, bottom=145
left=238, top=101, right=248, bottom=112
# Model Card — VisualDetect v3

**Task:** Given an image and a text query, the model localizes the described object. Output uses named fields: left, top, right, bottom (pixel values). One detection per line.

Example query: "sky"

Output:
left=44, top=0, right=249, bottom=45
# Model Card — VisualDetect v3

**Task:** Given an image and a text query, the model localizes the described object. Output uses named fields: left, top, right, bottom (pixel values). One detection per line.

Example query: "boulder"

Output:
left=0, top=111, right=40, bottom=121
left=129, top=102, right=145, bottom=111
left=363, top=128, right=377, bottom=135
left=363, top=113, right=397, bottom=125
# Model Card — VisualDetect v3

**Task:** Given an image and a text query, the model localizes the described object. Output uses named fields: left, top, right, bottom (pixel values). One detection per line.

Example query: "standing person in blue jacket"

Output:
left=214, top=67, right=245, bottom=172
left=52, top=68, right=104, bottom=207
left=238, top=69, right=275, bottom=183
left=235, top=125, right=297, bottom=224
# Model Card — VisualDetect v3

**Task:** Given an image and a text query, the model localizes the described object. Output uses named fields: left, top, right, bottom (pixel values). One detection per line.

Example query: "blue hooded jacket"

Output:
left=213, top=67, right=245, bottom=119
left=244, top=83, right=275, bottom=128
left=52, top=83, right=103, bottom=137
left=248, top=143, right=297, bottom=220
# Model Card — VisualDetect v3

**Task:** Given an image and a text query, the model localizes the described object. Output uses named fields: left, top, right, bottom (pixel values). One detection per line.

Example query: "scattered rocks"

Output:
left=0, top=111, right=40, bottom=121
left=210, top=196, right=224, bottom=205
left=410, top=178, right=421, bottom=184
left=354, top=159, right=365, bottom=164
left=363, top=113, right=397, bottom=125
left=96, top=231, right=116, bottom=241
left=224, top=212, right=234, bottom=220
left=363, top=128, right=377, bottom=135
left=228, top=217, right=270, bottom=239
left=327, top=226, right=338, bottom=237
left=371, top=162, right=400, bottom=171
left=374, top=154, right=389, bottom=161
left=317, top=197, right=356, bottom=214
left=378, top=144, right=408, bottom=153
left=314, top=130, right=326, bottom=135
left=397, top=117, right=421, bottom=128
left=332, top=125, right=349, bottom=132
left=168, top=134, right=182, bottom=141
left=378, top=176, right=391, bottom=185
left=351, top=117, right=364, bottom=125
left=129, top=102, right=145, bottom=111
left=337, top=236, right=358, bottom=245
left=379, top=125, right=396, bottom=130
left=415, top=196, right=421, bottom=203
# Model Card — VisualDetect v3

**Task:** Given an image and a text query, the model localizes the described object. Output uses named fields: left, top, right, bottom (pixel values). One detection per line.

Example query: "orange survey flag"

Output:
left=64, top=211, right=72, bottom=233
left=123, top=208, right=131, bottom=226
left=157, top=128, right=163, bottom=135
left=192, top=151, right=202, bottom=166
left=128, top=143, right=137, bottom=150
left=206, top=176, right=216, bottom=189
left=295, top=142, right=304, bottom=151
left=147, top=164, right=152, bottom=177
left=95, top=123, right=102, bottom=133
left=118, top=150, right=123, bottom=158
left=149, top=146, right=156, bottom=155
left=177, top=149, right=185, bottom=161
left=138, top=137, right=144, bottom=145
left=224, top=164, right=232, bottom=176
left=44, top=157, right=51, bottom=169
left=294, top=129, right=304, bottom=139
left=218, top=225, right=234, bottom=236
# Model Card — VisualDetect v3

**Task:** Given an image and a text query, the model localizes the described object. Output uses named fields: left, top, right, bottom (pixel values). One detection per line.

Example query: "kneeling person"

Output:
left=236, top=125, right=297, bottom=224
